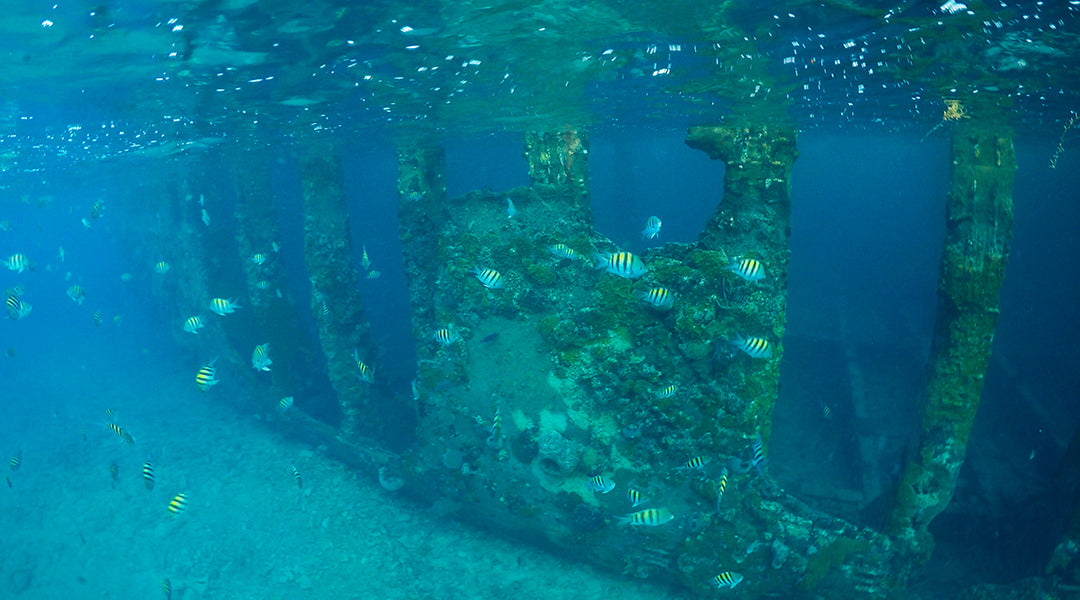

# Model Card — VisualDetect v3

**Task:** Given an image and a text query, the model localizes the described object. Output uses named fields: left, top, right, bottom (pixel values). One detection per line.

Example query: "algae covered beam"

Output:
left=684, top=124, right=796, bottom=439
left=888, top=118, right=1015, bottom=559
left=299, top=148, right=376, bottom=440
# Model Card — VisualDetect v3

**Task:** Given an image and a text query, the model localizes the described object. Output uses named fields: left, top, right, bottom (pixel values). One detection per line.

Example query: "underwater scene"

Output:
left=2, top=1, right=1080, bottom=599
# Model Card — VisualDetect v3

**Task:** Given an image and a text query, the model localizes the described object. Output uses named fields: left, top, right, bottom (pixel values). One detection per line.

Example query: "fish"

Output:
left=716, top=467, right=729, bottom=510
left=642, top=215, right=662, bottom=240
left=163, top=578, right=172, bottom=600
left=167, top=492, right=188, bottom=517
left=682, top=456, right=708, bottom=470
left=92, top=310, right=103, bottom=326
left=434, top=327, right=459, bottom=345
left=290, top=464, right=303, bottom=488
left=5, top=253, right=29, bottom=273
left=0, top=221, right=10, bottom=231
left=109, top=462, right=120, bottom=484
left=251, top=343, right=272, bottom=372
left=278, top=396, right=294, bottom=412
left=471, top=266, right=504, bottom=289
left=196, top=359, right=219, bottom=392
left=6, top=294, right=31, bottom=320
left=209, top=297, right=241, bottom=315
left=353, top=351, right=374, bottom=383
left=728, top=257, right=766, bottom=282
left=751, top=434, right=767, bottom=473
left=119, top=273, right=132, bottom=283
left=89, top=199, right=105, bottom=220
left=254, top=280, right=271, bottom=290
left=361, top=244, right=371, bottom=270
left=107, top=422, right=135, bottom=445
left=250, top=253, right=268, bottom=266
left=366, top=270, right=381, bottom=280
left=547, top=244, right=579, bottom=261
left=627, top=488, right=643, bottom=508
left=183, top=315, right=204, bottom=334
left=732, top=334, right=772, bottom=359
left=4, top=476, right=10, bottom=488
left=506, top=197, right=516, bottom=219
left=594, top=251, right=647, bottom=279
left=616, top=507, right=675, bottom=526
left=639, top=287, right=674, bottom=310
left=411, top=380, right=420, bottom=403
left=654, top=384, right=678, bottom=399
left=201, top=208, right=211, bottom=227
left=66, top=284, right=86, bottom=305
left=822, top=404, right=833, bottom=419
left=154, top=261, right=171, bottom=274
left=489, top=407, right=502, bottom=436
left=480, top=332, right=500, bottom=343
left=714, top=572, right=744, bottom=589
left=143, top=460, right=155, bottom=490
left=9, top=451, right=21, bottom=472
left=57, top=246, right=65, bottom=263
left=587, top=474, right=616, bottom=494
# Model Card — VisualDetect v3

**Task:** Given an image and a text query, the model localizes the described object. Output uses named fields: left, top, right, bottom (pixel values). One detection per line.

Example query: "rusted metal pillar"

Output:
left=887, top=118, right=1015, bottom=559
left=299, top=147, right=376, bottom=440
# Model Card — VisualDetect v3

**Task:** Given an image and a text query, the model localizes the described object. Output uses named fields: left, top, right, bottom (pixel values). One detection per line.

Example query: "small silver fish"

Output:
left=201, top=208, right=211, bottom=227
left=642, top=215, right=662, bottom=240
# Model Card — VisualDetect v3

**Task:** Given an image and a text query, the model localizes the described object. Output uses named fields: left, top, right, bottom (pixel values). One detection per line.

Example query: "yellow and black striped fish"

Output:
left=627, top=488, right=643, bottom=508
left=278, top=396, right=294, bottom=412
left=716, top=467, right=729, bottom=509
left=732, top=334, right=772, bottom=359
left=66, top=284, right=86, bottom=305
left=682, top=456, right=708, bottom=470
left=143, top=460, right=155, bottom=490
left=290, top=464, right=303, bottom=489
left=654, top=384, right=678, bottom=399
left=357, top=360, right=374, bottom=383
left=639, top=287, right=675, bottom=310
left=471, top=266, right=504, bottom=289
left=587, top=474, right=615, bottom=493
left=727, top=257, right=765, bottom=282
left=163, top=577, right=172, bottom=600
left=195, top=359, right=219, bottom=391
left=5, top=253, right=29, bottom=273
left=594, top=251, right=647, bottom=279
left=108, top=422, right=135, bottom=445
left=616, top=507, right=675, bottom=526
left=547, top=243, right=579, bottom=261
left=90, top=199, right=105, bottom=220
left=433, top=328, right=458, bottom=345
left=9, top=450, right=21, bottom=472
left=6, top=293, right=31, bottom=320
left=714, top=571, right=744, bottom=589
left=167, top=493, right=188, bottom=517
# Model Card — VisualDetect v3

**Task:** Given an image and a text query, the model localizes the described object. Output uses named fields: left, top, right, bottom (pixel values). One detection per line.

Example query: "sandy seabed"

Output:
left=0, top=335, right=690, bottom=600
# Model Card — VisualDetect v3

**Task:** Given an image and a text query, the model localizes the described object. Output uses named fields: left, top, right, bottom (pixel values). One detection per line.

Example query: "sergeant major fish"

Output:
left=195, top=359, right=219, bottom=391
left=642, top=215, right=662, bottom=240
left=587, top=474, right=616, bottom=494
left=183, top=316, right=204, bottom=334
left=639, top=287, right=674, bottom=310
left=209, top=298, right=241, bottom=316
left=251, top=343, right=272, bottom=372
left=714, top=572, right=744, bottom=589
left=616, top=507, right=675, bottom=526
left=594, top=251, right=647, bottom=279
left=727, top=257, right=766, bottom=282
left=732, top=334, right=772, bottom=359
left=471, top=266, right=504, bottom=289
